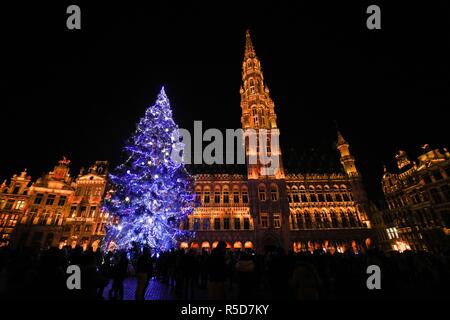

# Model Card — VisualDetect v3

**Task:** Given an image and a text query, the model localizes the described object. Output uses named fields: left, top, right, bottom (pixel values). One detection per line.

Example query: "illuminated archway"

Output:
left=233, top=241, right=243, bottom=249
left=180, top=242, right=189, bottom=249
left=244, top=241, right=253, bottom=249
left=191, top=242, right=199, bottom=249
left=201, top=241, right=210, bottom=249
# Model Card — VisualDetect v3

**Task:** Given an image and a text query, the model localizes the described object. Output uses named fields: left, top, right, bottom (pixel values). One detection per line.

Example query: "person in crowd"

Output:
left=135, top=246, right=153, bottom=300
left=235, top=251, right=256, bottom=299
left=207, top=241, right=227, bottom=299
left=109, top=250, right=129, bottom=300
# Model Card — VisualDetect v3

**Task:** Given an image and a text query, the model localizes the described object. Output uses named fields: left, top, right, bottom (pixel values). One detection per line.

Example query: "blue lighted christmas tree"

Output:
left=104, top=87, right=195, bottom=252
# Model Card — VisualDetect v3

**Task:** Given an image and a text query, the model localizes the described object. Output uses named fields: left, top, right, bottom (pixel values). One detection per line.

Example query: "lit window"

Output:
left=273, top=215, right=281, bottom=228
left=386, top=227, right=399, bottom=240
left=15, top=200, right=25, bottom=210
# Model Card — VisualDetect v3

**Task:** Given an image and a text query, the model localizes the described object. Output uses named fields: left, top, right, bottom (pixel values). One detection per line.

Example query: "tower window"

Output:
left=242, top=191, right=249, bottom=203
left=233, top=191, right=240, bottom=203
left=261, top=214, right=269, bottom=228
left=270, top=185, right=278, bottom=201
left=258, top=185, right=266, bottom=201
left=273, top=215, right=281, bottom=228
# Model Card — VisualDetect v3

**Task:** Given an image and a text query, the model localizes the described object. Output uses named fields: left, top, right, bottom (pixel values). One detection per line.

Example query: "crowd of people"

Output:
left=0, top=241, right=449, bottom=300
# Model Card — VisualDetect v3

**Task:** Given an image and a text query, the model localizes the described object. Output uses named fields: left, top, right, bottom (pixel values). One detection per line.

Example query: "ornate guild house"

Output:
left=182, top=31, right=375, bottom=253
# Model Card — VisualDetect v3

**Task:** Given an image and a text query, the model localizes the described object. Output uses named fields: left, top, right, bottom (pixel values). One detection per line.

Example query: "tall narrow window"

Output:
left=214, top=191, right=221, bottom=204
left=214, top=218, right=221, bottom=230
left=261, top=214, right=269, bottom=228
left=270, top=185, right=278, bottom=201
left=242, top=190, right=249, bottom=203
left=34, top=193, right=44, bottom=205
left=243, top=218, right=250, bottom=230
left=233, top=191, right=240, bottom=203
left=223, top=191, right=229, bottom=204
left=204, top=191, right=210, bottom=204
left=252, top=108, right=258, bottom=126
left=224, top=218, right=230, bottom=230
left=234, top=218, right=241, bottom=230
left=273, top=215, right=281, bottom=228
left=58, top=196, right=67, bottom=207
left=259, top=185, right=266, bottom=201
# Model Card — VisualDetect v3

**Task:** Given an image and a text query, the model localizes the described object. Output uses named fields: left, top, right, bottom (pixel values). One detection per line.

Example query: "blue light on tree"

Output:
left=104, top=87, right=195, bottom=252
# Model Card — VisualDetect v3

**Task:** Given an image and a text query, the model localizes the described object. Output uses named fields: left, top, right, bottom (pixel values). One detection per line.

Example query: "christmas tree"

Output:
left=104, top=87, right=195, bottom=252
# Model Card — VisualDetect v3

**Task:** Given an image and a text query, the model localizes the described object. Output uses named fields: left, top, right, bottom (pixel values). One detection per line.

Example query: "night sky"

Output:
left=3, top=1, right=449, bottom=202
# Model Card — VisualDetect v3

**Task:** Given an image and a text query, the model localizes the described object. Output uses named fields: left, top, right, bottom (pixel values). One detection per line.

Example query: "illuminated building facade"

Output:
left=3, top=159, right=109, bottom=249
left=0, top=170, right=31, bottom=245
left=381, top=147, right=450, bottom=252
left=183, top=31, right=374, bottom=253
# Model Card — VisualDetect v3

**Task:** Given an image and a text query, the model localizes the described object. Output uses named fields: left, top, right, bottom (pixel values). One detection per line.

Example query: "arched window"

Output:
left=309, top=186, right=317, bottom=202
left=223, top=186, right=230, bottom=204
left=242, top=187, right=249, bottom=203
left=324, top=186, right=333, bottom=202
left=314, top=210, right=322, bottom=228
left=317, top=186, right=325, bottom=202
left=203, top=187, right=210, bottom=204
left=330, top=209, right=338, bottom=228
left=322, top=208, right=330, bottom=228
left=296, top=211, right=304, bottom=229
left=252, top=107, right=258, bottom=126
left=304, top=210, right=312, bottom=229
left=250, top=79, right=255, bottom=94
left=270, top=185, right=278, bottom=201
left=340, top=209, right=349, bottom=228
left=233, top=187, right=240, bottom=203
left=258, top=185, right=266, bottom=201
left=292, top=186, right=299, bottom=203
left=348, top=209, right=357, bottom=227
left=300, top=187, right=307, bottom=202
left=214, top=187, right=221, bottom=204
